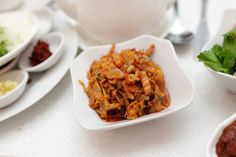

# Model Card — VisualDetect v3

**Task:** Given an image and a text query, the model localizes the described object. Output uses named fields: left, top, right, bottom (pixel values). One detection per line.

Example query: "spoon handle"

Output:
left=201, top=0, right=208, bottom=19
left=194, top=0, right=209, bottom=60
left=174, top=1, right=179, bottom=17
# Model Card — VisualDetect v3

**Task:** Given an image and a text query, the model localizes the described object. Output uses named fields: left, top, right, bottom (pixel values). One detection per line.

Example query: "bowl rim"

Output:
left=70, top=34, right=195, bottom=131
left=204, top=65, right=236, bottom=80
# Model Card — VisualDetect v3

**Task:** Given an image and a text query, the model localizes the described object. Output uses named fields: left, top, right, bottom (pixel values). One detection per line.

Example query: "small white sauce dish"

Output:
left=70, top=34, right=194, bottom=131
left=19, top=32, right=65, bottom=73
left=0, top=11, right=39, bottom=67
left=0, top=70, right=28, bottom=108
left=207, top=113, right=236, bottom=157
left=201, top=9, right=236, bottom=94
left=0, top=56, right=19, bottom=76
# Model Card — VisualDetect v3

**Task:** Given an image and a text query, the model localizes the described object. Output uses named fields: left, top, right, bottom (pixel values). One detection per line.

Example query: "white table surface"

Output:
left=1, top=0, right=236, bottom=156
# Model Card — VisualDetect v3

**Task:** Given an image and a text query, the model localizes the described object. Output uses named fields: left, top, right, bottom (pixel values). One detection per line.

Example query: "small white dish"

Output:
left=0, top=11, right=39, bottom=67
left=0, top=56, right=19, bottom=76
left=0, top=70, right=28, bottom=108
left=19, top=32, right=65, bottom=73
left=70, top=34, right=194, bottom=131
left=201, top=9, right=236, bottom=94
left=0, top=0, right=22, bottom=12
left=207, top=113, right=236, bottom=157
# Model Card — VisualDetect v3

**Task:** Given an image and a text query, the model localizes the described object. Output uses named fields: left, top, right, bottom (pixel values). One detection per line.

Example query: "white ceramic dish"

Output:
left=207, top=113, right=236, bottom=157
left=67, top=8, right=174, bottom=49
left=0, top=11, right=78, bottom=122
left=19, top=32, right=64, bottom=72
left=0, top=56, right=19, bottom=76
left=57, top=0, right=175, bottom=43
left=0, top=11, right=39, bottom=67
left=201, top=9, right=236, bottom=94
left=0, top=70, right=28, bottom=108
left=70, top=35, right=194, bottom=131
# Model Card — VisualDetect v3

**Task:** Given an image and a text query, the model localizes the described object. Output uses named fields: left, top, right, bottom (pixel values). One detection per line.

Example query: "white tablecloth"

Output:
left=1, top=0, right=236, bottom=156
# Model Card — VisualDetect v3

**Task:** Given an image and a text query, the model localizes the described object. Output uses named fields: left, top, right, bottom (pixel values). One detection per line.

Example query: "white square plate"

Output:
left=70, top=35, right=194, bottom=131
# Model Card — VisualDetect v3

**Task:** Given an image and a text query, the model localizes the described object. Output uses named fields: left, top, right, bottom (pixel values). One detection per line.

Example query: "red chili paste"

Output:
left=216, top=120, right=236, bottom=157
left=29, top=40, right=52, bottom=66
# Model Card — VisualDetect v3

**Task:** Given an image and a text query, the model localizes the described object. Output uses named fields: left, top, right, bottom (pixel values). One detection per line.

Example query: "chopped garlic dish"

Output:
left=0, top=80, right=18, bottom=96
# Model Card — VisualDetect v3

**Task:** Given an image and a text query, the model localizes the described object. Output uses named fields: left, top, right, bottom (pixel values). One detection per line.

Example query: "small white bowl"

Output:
left=70, top=34, right=194, bottom=131
left=201, top=9, right=236, bottom=94
left=19, top=32, right=65, bottom=73
left=0, top=70, right=28, bottom=108
left=0, top=56, right=19, bottom=76
left=0, top=11, right=39, bottom=67
left=207, top=114, right=236, bottom=157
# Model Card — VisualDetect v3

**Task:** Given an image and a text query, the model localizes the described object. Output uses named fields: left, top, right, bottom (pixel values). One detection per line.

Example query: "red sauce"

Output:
left=29, top=40, right=52, bottom=66
left=216, top=120, right=236, bottom=157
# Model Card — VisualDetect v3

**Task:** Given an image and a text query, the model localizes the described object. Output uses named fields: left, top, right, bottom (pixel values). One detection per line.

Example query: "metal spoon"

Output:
left=166, top=1, right=194, bottom=44
left=194, top=0, right=209, bottom=60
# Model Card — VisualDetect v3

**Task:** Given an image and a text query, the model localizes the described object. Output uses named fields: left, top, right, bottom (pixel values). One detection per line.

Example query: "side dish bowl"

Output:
left=207, top=113, right=236, bottom=157
left=19, top=32, right=65, bottom=73
left=70, top=35, right=194, bottom=131
left=201, top=9, right=236, bottom=94
left=0, top=70, right=28, bottom=108
left=0, top=11, right=39, bottom=67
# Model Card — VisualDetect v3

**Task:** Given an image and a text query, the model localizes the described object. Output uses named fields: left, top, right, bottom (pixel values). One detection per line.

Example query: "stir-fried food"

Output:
left=80, top=44, right=170, bottom=121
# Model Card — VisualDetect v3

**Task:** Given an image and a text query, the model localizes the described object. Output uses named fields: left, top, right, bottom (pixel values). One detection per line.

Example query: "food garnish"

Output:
left=0, top=80, right=18, bottom=96
left=216, top=120, right=236, bottom=157
left=29, top=40, right=52, bottom=66
left=80, top=44, right=170, bottom=121
left=0, top=27, right=9, bottom=57
left=198, top=28, right=236, bottom=75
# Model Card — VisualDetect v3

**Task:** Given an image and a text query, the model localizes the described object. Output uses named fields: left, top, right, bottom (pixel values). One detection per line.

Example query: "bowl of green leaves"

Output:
left=198, top=27, right=236, bottom=93
left=0, top=27, right=9, bottom=57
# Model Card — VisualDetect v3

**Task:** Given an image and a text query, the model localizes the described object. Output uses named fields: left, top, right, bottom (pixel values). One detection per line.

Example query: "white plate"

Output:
left=70, top=35, right=194, bottom=131
left=0, top=11, right=78, bottom=122
left=0, top=11, right=39, bottom=67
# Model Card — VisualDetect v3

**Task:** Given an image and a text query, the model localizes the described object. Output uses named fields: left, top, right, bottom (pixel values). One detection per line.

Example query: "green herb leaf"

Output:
left=197, top=49, right=229, bottom=73
left=0, top=40, right=8, bottom=57
left=198, top=27, right=236, bottom=75
left=0, top=27, right=4, bottom=35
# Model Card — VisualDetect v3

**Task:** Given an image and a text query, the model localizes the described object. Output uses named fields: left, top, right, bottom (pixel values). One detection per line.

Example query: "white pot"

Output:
left=57, top=0, right=175, bottom=43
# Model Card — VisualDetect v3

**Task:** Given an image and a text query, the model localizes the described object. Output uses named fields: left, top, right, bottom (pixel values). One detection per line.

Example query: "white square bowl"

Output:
left=201, top=9, right=236, bottom=94
left=70, top=35, right=194, bottom=131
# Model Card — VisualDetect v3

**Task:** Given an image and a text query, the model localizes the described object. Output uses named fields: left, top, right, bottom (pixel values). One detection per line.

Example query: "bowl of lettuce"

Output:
left=0, top=27, right=9, bottom=57
left=0, top=11, right=38, bottom=67
left=198, top=27, right=236, bottom=93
